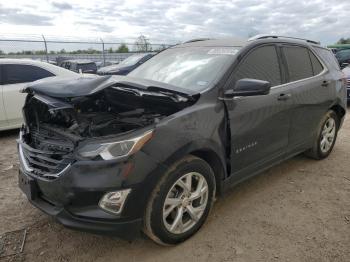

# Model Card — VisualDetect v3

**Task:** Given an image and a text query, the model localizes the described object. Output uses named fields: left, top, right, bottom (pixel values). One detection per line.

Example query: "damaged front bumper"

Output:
left=17, top=132, right=165, bottom=239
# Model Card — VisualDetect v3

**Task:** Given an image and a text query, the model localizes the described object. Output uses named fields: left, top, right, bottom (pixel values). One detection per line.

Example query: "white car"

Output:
left=0, top=59, right=77, bottom=131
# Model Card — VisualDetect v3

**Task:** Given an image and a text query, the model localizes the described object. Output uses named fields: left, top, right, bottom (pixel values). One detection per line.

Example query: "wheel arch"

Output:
left=329, top=104, right=346, bottom=125
left=190, top=149, right=226, bottom=195
left=157, top=139, right=228, bottom=195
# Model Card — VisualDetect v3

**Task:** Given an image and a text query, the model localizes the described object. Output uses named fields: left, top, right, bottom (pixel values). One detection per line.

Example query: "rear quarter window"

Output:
left=313, top=47, right=340, bottom=70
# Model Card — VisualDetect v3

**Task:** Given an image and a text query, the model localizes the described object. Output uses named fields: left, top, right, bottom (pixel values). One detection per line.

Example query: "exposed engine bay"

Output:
left=23, top=84, right=195, bottom=142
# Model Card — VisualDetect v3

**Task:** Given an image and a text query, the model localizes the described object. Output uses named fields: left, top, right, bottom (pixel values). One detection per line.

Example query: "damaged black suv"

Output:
left=18, top=36, right=346, bottom=245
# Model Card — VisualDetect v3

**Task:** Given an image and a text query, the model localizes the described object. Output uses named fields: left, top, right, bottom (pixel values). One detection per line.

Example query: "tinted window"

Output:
left=314, top=47, right=340, bottom=70
left=283, top=46, right=313, bottom=81
left=120, top=54, right=150, bottom=66
left=335, top=49, right=350, bottom=60
left=232, top=45, right=281, bottom=86
left=0, top=65, right=2, bottom=84
left=3, top=64, right=54, bottom=85
left=76, top=63, right=97, bottom=72
left=309, top=51, right=323, bottom=75
left=139, top=54, right=153, bottom=63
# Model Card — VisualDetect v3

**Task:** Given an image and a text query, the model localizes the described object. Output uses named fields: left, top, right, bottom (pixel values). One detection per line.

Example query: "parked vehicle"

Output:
left=335, top=49, right=350, bottom=68
left=0, top=59, right=77, bottom=131
left=97, top=53, right=153, bottom=75
left=342, top=65, right=350, bottom=103
left=60, top=59, right=98, bottom=74
left=18, top=36, right=346, bottom=245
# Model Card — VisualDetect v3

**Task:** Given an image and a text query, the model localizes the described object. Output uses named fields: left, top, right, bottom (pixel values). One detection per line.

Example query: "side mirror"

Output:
left=224, top=78, right=271, bottom=98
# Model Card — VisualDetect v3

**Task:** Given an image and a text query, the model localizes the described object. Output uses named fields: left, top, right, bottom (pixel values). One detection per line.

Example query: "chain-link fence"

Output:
left=0, top=35, right=174, bottom=66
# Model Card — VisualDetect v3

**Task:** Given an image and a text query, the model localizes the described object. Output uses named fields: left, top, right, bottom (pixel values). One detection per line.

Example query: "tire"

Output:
left=305, top=110, right=339, bottom=160
left=143, top=155, right=216, bottom=245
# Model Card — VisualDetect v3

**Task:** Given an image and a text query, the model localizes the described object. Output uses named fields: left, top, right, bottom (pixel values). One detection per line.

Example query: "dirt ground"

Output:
left=0, top=113, right=349, bottom=262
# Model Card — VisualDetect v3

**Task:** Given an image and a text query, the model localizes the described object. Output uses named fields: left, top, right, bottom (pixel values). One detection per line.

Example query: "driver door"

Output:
left=224, top=44, right=293, bottom=181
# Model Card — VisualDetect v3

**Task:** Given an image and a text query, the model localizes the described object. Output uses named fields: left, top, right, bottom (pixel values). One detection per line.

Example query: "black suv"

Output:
left=60, top=59, right=98, bottom=74
left=18, top=36, right=346, bottom=245
left=97, top=53, right=154, bottom=75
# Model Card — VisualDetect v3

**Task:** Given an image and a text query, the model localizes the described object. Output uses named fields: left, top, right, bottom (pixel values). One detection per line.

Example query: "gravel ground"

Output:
left=0, top=112, right=349, bottom=262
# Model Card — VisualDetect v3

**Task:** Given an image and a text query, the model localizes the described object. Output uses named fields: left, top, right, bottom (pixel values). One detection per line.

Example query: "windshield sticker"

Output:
left=208, top=48, right=239, bottom=55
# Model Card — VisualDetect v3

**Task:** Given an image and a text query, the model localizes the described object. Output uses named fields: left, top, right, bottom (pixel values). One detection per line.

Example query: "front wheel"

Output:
left=143, top=155, right=216, bottom=245
left=305, top=110, right=339, bottom=159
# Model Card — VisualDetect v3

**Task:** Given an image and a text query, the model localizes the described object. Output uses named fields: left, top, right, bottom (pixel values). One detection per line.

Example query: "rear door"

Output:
left=281, top=45, right=332, bottom=150
left=0, top=65, right=8, bottom=129
left=2, top=64, right=54, bottom=127
left=224, top=44, right=293, bottom=179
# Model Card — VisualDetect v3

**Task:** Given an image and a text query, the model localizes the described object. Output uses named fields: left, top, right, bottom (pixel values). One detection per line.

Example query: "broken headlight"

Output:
left=78, top=130, right=153, bottom=160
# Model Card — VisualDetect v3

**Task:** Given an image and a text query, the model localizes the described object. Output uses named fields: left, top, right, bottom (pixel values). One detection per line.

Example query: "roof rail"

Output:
left=183, top=38, right=213, bottom=44
left=248, top=34, right=320, bottom=45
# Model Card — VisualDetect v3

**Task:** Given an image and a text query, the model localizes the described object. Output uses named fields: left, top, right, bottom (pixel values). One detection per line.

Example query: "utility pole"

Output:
left=42, top=34, right=49, bottom=62
left=100, top=38, right=106, bottom=66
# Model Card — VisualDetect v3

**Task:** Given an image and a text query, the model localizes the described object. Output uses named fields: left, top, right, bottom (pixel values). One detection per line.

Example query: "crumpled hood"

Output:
left=23, top=75, right=198, bottom=98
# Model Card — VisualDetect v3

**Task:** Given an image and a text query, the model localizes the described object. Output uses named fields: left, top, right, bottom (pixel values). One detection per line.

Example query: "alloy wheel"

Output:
left=320, top=117, right=336, bottom=153
left=162, top=172, right=209, bottom=234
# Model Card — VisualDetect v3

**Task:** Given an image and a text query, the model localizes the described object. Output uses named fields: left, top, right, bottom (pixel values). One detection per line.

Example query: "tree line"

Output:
left=0, top=35, right=169, bottom=55
left=0, top=43, right=132, bottom=55
left=337, top=38, right=350, bottom=44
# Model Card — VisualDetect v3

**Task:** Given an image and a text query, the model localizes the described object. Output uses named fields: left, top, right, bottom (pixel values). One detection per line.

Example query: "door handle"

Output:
left=321, top=80, right=330, bottom=87
left=277, top=93, right=291, bottom=101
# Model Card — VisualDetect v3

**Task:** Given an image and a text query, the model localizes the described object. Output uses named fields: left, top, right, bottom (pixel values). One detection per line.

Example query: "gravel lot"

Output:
left=0, top=110, right=349, bottom=262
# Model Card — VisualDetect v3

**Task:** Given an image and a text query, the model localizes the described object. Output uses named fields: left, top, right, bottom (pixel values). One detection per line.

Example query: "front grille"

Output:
left=347, top=79, right=350, bottom=88
left=19, top=128, right=75, bottom=180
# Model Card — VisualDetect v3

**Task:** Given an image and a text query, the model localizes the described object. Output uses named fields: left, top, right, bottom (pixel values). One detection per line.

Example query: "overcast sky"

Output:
left=0, top=0, right=349, bottom=48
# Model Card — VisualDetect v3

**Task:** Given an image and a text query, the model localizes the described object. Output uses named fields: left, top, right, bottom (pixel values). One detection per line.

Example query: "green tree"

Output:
left=337, top=38, right=350, bottom=44
left=23, top=50, right=34, bottom=55
left=34, top=50, right=46, bottom=55
left=117, top=43, right=129, bottom=53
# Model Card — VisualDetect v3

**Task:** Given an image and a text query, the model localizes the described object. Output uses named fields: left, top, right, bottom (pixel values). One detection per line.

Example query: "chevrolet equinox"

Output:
left=18, top=36, right=346, bottom=245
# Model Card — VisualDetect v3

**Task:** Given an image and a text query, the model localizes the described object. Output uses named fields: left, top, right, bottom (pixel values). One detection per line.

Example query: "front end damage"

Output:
left=19, top=75, right=197, bottom=180
left=17, top=75, right=199, bottom=238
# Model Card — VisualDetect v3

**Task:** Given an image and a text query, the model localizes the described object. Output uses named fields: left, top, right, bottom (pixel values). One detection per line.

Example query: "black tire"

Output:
left=143, top=155, right=216, bottom=245
left=305, top=110, right=339, bottom=160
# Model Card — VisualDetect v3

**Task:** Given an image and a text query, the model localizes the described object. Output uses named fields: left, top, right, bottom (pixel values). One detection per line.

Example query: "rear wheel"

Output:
left=143, top=155, right=216, bottom=245
left=305, top=110, right=339, bottom=159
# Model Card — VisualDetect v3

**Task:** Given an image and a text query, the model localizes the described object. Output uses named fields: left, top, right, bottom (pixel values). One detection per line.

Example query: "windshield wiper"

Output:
left=112, top=86, right=190, bottom=102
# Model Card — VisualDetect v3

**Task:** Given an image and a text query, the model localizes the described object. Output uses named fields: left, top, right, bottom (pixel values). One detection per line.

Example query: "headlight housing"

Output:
left=78, top=130, right=153, bottom=160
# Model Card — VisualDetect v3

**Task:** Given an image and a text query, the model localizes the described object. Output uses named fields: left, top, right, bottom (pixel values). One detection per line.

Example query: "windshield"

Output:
left=119, top=54, right=147, bottom=66
left=129, top=47, right=239, bottom=91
